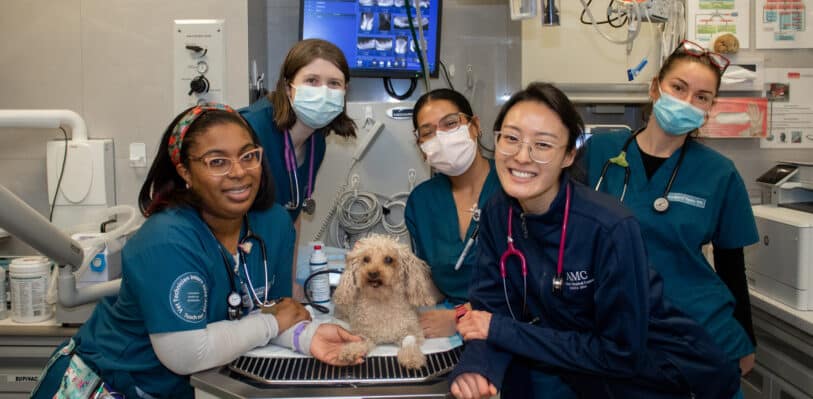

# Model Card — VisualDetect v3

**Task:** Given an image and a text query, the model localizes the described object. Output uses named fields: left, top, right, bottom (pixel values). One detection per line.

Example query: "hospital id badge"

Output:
left=55, top=354, right=101, bottom=399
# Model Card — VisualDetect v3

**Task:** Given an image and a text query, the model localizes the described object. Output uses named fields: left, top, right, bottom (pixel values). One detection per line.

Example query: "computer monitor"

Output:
left=300, top=0, right=442, bottom=78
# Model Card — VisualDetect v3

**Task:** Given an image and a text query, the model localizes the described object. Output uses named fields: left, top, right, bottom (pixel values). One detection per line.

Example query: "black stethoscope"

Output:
left=283, top=130, right=316, bottom=215
left=501, top=182, right=571, bottom=320
left=214, top=216, right=273, bottom=320
left=593, top=129, right=688, bottom=213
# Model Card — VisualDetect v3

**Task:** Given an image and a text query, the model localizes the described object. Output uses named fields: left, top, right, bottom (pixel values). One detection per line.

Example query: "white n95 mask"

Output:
left=419, top=124, right=477, bottom=176
left=291, top=85, right=345, bottom=129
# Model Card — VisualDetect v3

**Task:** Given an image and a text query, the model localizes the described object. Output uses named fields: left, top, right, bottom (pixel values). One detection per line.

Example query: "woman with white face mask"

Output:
left=241, top=39, right=356, bottom=223
left=405, top=89, right=496, bottom=334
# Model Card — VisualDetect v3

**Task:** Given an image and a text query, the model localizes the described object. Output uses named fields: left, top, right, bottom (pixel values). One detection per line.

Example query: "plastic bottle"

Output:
left=9, top=256, right=53, bottom=323
left=309, top=244, right=332, bottom=315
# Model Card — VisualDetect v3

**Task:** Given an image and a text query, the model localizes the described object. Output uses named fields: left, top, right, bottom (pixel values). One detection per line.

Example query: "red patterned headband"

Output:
left=168, top=103, right=237, bottom=166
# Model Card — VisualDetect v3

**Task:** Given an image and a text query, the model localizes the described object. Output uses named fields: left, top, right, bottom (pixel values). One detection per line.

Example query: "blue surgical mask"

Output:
left=291, top=85, right=345, bottom=129
left=653, top=87, right=706, bottom=136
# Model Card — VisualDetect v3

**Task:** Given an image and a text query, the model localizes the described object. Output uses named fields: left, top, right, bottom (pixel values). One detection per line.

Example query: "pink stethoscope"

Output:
left=500, top=182, right=571, bottom=320
left=283, top=131, right=316, bottom=215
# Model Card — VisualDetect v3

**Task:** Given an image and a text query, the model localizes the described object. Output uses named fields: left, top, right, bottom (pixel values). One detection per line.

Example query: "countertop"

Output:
left=750, top=289, right=813, bottom=335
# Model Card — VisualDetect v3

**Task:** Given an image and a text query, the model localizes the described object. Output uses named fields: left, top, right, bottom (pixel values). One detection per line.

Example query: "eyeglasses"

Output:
left=188, top=147, right=263, bottom=176
left=673, top=40, right=730, bottom=73
left=494, top=131, right=564, bottom=164
left=414, top=112, right=471, bottom=143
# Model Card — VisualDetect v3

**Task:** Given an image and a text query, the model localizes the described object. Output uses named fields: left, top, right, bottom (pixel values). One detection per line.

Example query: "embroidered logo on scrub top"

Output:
left=169, top=272, right=208, bottom=323
left=666, top=192, right=707, bottom=209
left=564, top=270, right=594, bottom=291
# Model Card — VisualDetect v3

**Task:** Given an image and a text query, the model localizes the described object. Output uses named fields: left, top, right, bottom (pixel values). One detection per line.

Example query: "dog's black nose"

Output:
left=367, top=271, right=380, bottom=279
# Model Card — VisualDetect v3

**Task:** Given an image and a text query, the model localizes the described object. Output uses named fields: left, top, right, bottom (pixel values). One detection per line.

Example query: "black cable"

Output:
left=404, top=0, right=428, bottom=81
left=580, top=0, right=628, bottom=27
left=383, top=77, right=418, bottom=100
left=303, top=269, right=344, bottom=314
left=49, top=127, right=68, bottom=222
left=439, top=60, right=455, bottom=91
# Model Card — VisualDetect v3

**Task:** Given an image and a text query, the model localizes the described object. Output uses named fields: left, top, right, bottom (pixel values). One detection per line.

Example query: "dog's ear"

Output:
left=333, top=248, right=361, bottom=305
left=398, top=243, right=436, bottom=308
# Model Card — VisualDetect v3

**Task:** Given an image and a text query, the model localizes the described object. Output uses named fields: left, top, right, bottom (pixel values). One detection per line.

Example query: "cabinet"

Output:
left=743, top=292, right=813, bottom=399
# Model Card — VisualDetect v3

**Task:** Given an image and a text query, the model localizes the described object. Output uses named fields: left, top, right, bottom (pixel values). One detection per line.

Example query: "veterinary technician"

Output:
left=579, top=40, right=758, bottom=384
left=404, top=89, right=498, bottom=334
left=404, top=89, right=576, bottom=399
left=32, top=104, right=363, bottom=399
left=450, top=83, right=740, bottom=399
left=240, top=39, right=356, bottom=222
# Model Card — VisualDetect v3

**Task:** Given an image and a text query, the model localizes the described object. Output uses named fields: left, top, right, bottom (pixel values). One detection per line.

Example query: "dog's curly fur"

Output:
left=333, top=234, right=436, bottom=369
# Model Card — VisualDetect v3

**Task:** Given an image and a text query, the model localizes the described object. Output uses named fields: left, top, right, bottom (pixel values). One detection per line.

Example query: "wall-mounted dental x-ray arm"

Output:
left=0, top=185, right=128, bottom=307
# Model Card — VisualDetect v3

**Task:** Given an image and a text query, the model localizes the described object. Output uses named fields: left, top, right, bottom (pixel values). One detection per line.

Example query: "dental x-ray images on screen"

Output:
left=300, top=0, right=441, bottom=78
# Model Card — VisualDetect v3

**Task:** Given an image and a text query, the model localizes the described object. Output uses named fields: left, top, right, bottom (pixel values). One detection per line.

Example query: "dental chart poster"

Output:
left=761, top=68, right=813, bottom=148
left=698, top=98, right=767, bottom=138
left=688, top=0, right=750, bottom=49
left=756, top=0, right=813, bottom=48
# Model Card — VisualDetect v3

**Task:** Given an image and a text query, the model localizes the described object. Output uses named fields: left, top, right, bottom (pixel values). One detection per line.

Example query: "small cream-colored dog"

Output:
left=333, top=234, right=436, bottom=369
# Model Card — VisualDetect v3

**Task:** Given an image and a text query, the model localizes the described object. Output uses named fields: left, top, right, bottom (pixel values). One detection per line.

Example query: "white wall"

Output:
left=0, top=0, right=250, bottom=254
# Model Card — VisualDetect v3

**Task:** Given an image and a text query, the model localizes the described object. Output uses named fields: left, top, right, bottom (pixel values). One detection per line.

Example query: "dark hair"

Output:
left=138, top=107, right=275, bottom=217
left=411, top=88, right=475, bottom=130
left=269, top=39, right=356, bottom=138
left=493, top=82, right=584, bottom=153
left=658, top=51, right=723, bottom=93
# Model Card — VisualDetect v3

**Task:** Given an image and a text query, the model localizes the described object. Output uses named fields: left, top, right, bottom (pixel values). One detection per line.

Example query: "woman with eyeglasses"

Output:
left=579, top=40, right=759, bottom=388
left=32, top=104, right=364, bottom=399
left=449, top=82, right=740, bottom=399
left=405, top=89, right=576, bottom=398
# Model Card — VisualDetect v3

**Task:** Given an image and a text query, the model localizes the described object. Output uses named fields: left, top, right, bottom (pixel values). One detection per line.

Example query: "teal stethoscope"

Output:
left=283, top=130, right=316, bottom=215
left=594, top=129, right=688, bottom=213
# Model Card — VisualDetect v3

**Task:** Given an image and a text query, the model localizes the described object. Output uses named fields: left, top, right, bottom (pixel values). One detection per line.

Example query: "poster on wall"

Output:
left=688, top=0, right=750, bottom=49
left=755, top=0, right=813, bottom=49
left=760, top=68, right=813, bottom=148
left=698, top=98, right=767, bottom=138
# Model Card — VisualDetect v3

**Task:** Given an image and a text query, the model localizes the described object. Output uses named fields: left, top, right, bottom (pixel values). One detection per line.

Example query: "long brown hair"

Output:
left=269, top=39, right=356, bottom=138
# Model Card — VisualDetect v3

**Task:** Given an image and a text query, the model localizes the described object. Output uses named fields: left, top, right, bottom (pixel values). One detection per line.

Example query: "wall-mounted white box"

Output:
left=174, top=19, right=225, bottom=114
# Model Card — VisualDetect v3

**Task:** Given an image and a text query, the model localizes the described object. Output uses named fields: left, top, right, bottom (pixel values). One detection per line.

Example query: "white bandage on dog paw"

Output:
left=402, top=335, right=417, bottom=347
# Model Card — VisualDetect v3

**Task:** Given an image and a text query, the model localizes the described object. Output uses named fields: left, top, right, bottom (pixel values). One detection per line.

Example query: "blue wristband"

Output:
left=293, top=321, right=310, bottom=354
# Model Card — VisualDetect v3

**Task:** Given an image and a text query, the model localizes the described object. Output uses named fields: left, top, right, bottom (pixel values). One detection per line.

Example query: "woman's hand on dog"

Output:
left=262, top=298, right=311, bottom=331
left=311, top=324, right=366, bottom=366
left=456, top=310, right=491, bottom=341
left=420, top=309, right=457, bottom=338
left=451, top=372, right=497, bottom=399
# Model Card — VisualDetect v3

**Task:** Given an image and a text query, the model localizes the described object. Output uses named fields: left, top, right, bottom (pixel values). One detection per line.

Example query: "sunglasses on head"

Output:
left=673, top=40, right=730, bottom=73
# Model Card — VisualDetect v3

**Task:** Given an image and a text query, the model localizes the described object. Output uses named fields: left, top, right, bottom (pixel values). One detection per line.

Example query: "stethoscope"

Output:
left=501, top=182, right=571, bottom=321
left=453, top=206, right=481, bottom=271
left=283, top=130, right=316, bottom=215
left=214, top=216, right=273, bottom=320
left=593, top=129, right=688, bottom=213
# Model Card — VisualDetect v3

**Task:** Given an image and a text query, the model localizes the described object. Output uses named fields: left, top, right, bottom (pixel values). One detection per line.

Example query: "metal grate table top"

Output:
left=228, top=347, right=462, bottom=386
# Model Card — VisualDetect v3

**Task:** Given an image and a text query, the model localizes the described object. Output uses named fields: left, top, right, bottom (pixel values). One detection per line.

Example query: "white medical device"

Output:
left=746, top=161, right=813, bottom=310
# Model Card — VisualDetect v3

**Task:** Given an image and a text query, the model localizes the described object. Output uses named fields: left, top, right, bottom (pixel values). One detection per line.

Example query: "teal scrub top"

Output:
left=240, top=97, right=327, bottom=221
left=72, top=204, right=295, bottom=398
left=581, top=131, right=759, bottom=361
left=404, top=160, right=500, bottom=305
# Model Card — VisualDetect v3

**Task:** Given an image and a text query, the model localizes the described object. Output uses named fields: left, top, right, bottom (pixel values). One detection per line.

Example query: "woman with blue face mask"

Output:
left=241, top=39, right=357, bottom=300
left=579, top=40, right=759, bottom=396
left=241, top=39, right=356, bottom=223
